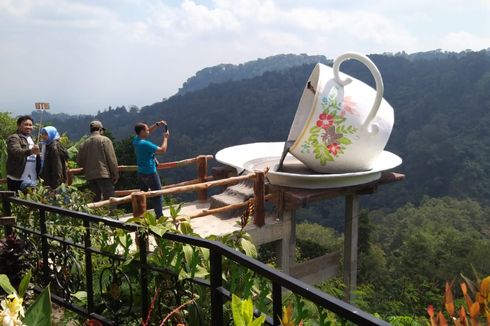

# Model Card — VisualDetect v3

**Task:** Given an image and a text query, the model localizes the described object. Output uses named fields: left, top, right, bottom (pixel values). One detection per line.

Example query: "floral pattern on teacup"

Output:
left=300, top=86, right=357, bottom=166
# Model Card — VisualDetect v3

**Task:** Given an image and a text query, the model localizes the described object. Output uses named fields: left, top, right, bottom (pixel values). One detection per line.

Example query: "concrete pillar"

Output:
left=275, top=208, right=296, bottom=274
left=343, top=194, right=360, bottom=303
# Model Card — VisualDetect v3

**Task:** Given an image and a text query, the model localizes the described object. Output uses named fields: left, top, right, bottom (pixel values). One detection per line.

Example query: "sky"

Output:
left=1, top=0, right=489, bottom=115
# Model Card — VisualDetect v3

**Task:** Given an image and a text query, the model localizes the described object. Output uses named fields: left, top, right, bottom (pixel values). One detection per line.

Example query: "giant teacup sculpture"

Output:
left=278, top=52, right=394, bottom=173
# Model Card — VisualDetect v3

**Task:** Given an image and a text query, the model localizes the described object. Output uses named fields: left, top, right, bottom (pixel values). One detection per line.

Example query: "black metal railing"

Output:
left=0, top=191, right=389, bottom=325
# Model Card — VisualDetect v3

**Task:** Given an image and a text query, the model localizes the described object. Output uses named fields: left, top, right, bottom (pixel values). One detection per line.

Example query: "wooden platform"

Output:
left=117, top=171, right=405, bottom=296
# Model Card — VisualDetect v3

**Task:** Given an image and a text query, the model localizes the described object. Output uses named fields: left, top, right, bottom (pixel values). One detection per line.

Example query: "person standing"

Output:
left=132, top=120, right=169, bottom=217
left=6, top=115, right=41, bottom=192
left=76, top=120, right=119, bottom=202
left=39, top=126, right=68, bottom=189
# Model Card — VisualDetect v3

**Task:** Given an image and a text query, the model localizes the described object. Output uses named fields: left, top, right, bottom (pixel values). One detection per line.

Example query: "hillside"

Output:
left=177, top=53, right=328, bottom=95
left=35, top=50, right=490, bottom=221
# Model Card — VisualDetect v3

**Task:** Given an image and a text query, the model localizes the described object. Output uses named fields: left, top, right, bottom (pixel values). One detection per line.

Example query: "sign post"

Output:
left=34, top=102, right=50, bottom=143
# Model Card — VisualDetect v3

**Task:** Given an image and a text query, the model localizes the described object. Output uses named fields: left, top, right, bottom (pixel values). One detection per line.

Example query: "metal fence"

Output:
left=0, top=191, right=389, bottom=325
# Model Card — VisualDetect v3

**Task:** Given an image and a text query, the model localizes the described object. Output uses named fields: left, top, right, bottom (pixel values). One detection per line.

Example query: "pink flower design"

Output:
left=342, top=96, right=359, bottom=115
left=327, top=143, right=341, bottom=156
left=317, top=113, right=334, bottom=129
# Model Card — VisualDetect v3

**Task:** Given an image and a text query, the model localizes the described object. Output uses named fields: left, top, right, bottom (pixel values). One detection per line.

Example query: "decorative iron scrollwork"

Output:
left=99, top=260, right=133, bottom=321
left=48, top=243, right=83, bottom=301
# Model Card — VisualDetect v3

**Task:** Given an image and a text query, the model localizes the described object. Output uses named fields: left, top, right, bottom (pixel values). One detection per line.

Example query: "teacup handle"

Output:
left=333, top=52, right=384, bottom=132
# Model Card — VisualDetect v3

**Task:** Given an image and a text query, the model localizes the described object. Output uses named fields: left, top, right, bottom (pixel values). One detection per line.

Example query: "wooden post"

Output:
left=66, top=172, right=72, bottom=186
left=131, top=192, right=147, bottom=218
left=196, top=155, right=208, bottom=201
left=343, top=194, right=360, bottom=303
left=253, top=170, right=265, bottom=227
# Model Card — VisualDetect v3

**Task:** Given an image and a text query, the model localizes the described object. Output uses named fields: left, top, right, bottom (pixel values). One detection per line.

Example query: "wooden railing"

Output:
left=2, top=154, right=269, bottom=227
left=87, top=169, right=268, bottom=227
left=66, top=155, right=213, bottom=187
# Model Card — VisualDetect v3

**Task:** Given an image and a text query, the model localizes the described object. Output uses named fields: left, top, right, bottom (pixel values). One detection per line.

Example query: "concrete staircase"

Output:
left=208, top=178, right=255, bottom=218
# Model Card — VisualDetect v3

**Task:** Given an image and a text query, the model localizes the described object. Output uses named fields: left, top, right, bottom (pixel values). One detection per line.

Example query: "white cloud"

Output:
left=0, top=0, right=488, bottom=115
left=440, top=32, right=490, bottom=52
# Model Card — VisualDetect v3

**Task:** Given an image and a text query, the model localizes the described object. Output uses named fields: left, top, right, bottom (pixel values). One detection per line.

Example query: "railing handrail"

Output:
left=7, top=196, right=137, bottom=231
left=0, top=154, right=214, bottom=184
left=87, top=171, right=260, bottom=208
left=0, top=192, right=389, bottom=326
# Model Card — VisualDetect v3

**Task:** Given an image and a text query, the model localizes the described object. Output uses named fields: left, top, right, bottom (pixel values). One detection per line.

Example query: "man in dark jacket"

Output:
left=76, top=120, right=119, bottom=202
left=6, top=115, right=41, bottom=192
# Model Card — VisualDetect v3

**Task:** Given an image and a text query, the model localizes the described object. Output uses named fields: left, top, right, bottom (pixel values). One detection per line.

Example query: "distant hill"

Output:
left=34, top=50, right=490, bottom=224
left=177, top=53, right=329, bottom=95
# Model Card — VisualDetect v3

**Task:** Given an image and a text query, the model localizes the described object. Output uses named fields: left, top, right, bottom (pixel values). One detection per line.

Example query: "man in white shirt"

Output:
left=6, top=115, right=41, bottom=192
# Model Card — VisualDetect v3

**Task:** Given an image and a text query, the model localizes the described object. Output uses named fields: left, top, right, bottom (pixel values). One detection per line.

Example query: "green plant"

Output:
left=231, top=294, right=266, bottom=326
left=0, top=272, right=52, bottom=326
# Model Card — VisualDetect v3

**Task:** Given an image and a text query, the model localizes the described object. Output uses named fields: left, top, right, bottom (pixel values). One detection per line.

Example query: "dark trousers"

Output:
left=7, top=178, right=22, bottom=193
left=137, top=173, right=163, bottom=217
left=87, top=178, right=115, bottom=202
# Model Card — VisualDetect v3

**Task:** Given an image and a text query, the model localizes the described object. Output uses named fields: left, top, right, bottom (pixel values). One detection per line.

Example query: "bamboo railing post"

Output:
left=66, top=171, right=73, bottom=186
left=253, top=170, right=265, bottom=227
left=196, top=155, right=208, bottom=201
left=131, top=192, right=147, bottom=218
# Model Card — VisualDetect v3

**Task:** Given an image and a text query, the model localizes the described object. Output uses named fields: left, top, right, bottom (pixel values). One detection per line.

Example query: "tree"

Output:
left=0, top=112, right=17, bottom=140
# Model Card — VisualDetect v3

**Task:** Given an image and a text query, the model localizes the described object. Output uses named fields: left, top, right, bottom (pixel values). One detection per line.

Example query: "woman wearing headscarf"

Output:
left=39, top=126, right=69, bottom=189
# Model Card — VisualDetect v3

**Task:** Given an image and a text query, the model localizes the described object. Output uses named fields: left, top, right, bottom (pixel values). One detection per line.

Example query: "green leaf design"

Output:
left=320, top=156, right=327, bottom=165
left=0, top=274, right=16, bottom=295
left=24, top=286, right=52, bottom=326
left=310, top=126, right=321, bottom=133
left=337, top=137, right=352, bottom=145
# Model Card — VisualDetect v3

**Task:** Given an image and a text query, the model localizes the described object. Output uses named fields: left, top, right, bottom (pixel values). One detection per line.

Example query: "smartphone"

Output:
left=163, top=123, right=168, bottom=133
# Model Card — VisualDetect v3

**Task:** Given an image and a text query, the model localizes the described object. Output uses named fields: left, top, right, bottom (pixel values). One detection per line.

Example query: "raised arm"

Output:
left=155, top=131, right=170, bottom=155
left=148, top=120, right=166, bottom=134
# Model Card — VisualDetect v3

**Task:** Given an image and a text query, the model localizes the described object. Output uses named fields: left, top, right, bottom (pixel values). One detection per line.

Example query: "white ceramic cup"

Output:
left=286, top=52, right=394, bottom=173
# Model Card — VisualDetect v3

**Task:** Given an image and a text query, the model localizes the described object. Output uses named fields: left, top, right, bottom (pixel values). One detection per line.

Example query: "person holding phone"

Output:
left=132, top=120, right=170, bottom=217
left=6, top=115, right=41, bottom=192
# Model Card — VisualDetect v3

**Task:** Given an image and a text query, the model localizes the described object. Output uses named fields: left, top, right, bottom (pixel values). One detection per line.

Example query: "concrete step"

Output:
left=209, top=179, right=255, bottom=218
left=209, top=193, right=247, bottom=208
left=225, top=179, right=255, bottom=198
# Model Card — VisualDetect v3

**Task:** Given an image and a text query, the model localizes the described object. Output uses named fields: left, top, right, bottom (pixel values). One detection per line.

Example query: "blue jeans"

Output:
left=137, top=173, right=163, bottom=217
